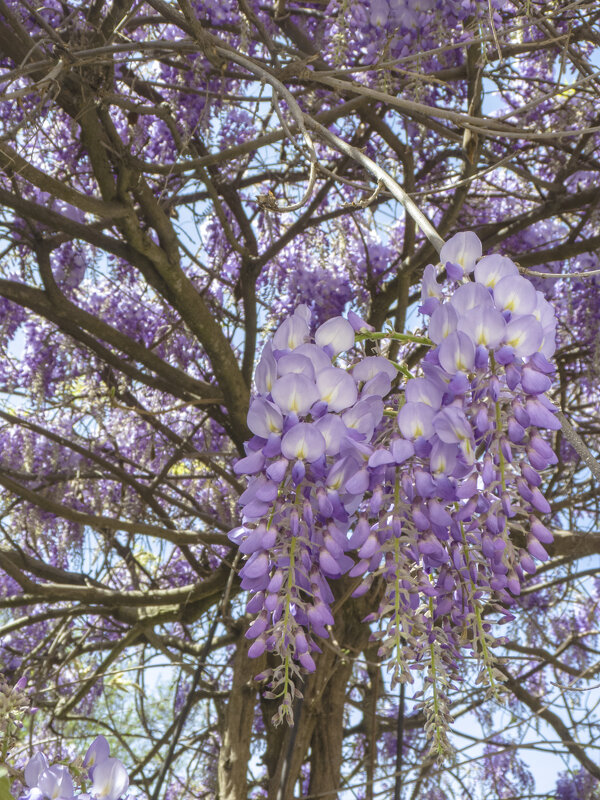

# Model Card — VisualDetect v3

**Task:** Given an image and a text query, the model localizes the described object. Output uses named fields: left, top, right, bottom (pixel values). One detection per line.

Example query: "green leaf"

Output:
left=0, top=772, right=15, bottom=800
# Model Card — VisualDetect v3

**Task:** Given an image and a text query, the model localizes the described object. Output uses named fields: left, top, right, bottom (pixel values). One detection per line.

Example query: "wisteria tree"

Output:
left=1, top=1, right=600, bottom=799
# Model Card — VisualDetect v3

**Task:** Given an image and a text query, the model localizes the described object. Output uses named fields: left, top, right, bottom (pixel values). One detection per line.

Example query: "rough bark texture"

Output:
left=217, top=634, right=266, bottom=800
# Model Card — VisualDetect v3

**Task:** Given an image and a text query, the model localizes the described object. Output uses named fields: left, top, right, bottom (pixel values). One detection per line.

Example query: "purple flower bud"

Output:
left=521, top=366, right=552, bottom=395
left=527, top=535, right=549, bottom=562
left=248, top=637, right=267, bottom=658
left=291, top=459, right=306, bottom=484
left=308, top=601, right=335, bottom=636
left=266, top=458, right=288, bottom=482
left=525, top=398, right=561, bottom=430
left=272, top=374, right=320, bottom=415
left=234, top=450, right=266, bottom=476
left=438, top=331, right=475, bottom=374
left=349, top=517, right=371, bottom=549
left=347, top=310, right=374, bottom=332
left=299, top=652, right=317, bottom=671
left=239, top=524, right=276, bottom=555
left=530, top=487, right=551, bottom=514
left=240, top=551, right=270, bottom=581
left=246, top=613, right=269, bottom=639
left=531, top=518, right=553, bottom=543
left=246, top=592, right=265, bottom=614
left=440, top=231, right=482, bottom=276
left=528, top=434, right=558, bottom=467
left=505, top=363, right=521, bottom=390
left=316, top=367, right=358, bottom=411
left=474, top=253, right=519, bottom=287
left=315, top=316, right=355, bottom=356
left=521, top=463, right=542, bottom=486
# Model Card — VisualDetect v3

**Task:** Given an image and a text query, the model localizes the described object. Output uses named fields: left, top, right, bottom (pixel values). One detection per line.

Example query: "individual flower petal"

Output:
left=277, top=353, right=316, bottom=381
left=272, top=313, right=310, bottom=351
left=234, top=450, right=265, bottom=476
left=342, top=396, right=384, bottom=439
left=440, top=231, right=482, bottom=276
left=281, top=423, right=326, bottom=462
left=449, top=282, right=493, bottom=315
left=361, top=372, right=392, bottom=397
left=433, top=406, right=472, bottom=444
left=405, top=377, right=443, bottom=409
left=428, top=303, right=458, bottom=344
left=255, top=341, right=277, bottom=393
left=294, top=342, right=332, bottom=373
left=397, top=402, right=435, bottom=440
left=421, top=263, right=442, bottom=302
left=84, top=737, right=110, bottom=774
left=493, top=275, right=537, bottom=315
left=247, top=398, right=283, bottom=438
left=39, top=766, right=74, bottom=800
left=474, top=253, right=519, bottom=287
left=26, top=753, right=50, bottom=788
left=429, top=440, right=458, bottom=475
left=314, top=414, right=348, bottom=455
left=457, top=306, right=506, bottom=348
left=525, top=398, right=561, bottom=430
left=503, top=315, right=543, bottom=358
left=90, top=758, right=129, bottom=800
left=352, top=356, right=397, bottom=382
left=438, top=331, right=475, bottom=374
left=316, top=367, right=358, bottom=411
left=271, top=374, right=320, bottom=415
left=315, top=316, right=355, bottom=355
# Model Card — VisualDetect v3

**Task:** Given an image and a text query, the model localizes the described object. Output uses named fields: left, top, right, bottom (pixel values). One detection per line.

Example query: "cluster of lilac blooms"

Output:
left=21, top=737, right=128, bottom=800
left=231, top=231, right=559, bottom=740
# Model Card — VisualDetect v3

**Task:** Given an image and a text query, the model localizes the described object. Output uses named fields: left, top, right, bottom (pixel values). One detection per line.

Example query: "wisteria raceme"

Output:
left=232, top=231, right=559, bottom=748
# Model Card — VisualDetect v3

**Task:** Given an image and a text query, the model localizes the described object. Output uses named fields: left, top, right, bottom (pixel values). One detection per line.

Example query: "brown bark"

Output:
left=217, top=633, right=266, bottom=800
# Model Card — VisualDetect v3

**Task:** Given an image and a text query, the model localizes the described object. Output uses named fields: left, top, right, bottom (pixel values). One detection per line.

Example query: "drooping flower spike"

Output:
left=233, top=232, right=559, bottom=751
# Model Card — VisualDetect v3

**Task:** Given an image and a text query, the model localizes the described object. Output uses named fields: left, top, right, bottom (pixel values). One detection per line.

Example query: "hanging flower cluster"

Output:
left=231, top=232, right=559, bottom=747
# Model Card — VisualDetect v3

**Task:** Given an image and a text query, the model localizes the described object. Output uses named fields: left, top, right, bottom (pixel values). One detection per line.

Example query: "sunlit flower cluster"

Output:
left=233, top=231, right=559, bottom=746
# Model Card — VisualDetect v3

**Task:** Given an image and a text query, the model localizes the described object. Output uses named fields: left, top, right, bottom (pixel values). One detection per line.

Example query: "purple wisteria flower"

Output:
left=234, top=232, right=559, bottom=742
left=22, top=738, right=128, bottom=800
